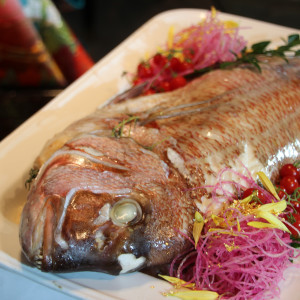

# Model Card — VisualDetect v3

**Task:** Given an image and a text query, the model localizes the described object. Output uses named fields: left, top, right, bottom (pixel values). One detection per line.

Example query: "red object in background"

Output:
left=0, top=0, right=66, bottom=87
left=0, top=0, right=94, bottom=87
left=52, top=40, right=94, bottom=84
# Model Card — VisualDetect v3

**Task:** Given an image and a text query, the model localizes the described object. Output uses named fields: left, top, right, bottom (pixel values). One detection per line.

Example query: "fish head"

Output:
left=20, top=135, right=192, bottom=275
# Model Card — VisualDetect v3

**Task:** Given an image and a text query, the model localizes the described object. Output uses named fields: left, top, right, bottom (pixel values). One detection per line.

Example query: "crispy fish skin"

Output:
left=20, top=57, right=300, bottom=275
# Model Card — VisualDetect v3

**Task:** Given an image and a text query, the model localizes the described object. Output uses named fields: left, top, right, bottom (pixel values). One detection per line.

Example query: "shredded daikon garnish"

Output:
left=161, top=168, right=300, bottom=300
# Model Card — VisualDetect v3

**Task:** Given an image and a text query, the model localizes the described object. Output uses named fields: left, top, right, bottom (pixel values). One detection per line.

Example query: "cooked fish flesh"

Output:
left=20, top=57, right=300, bottom=275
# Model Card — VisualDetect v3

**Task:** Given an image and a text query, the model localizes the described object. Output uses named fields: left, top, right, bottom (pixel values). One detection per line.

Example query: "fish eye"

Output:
left=110, top=199, right=142, bottom=227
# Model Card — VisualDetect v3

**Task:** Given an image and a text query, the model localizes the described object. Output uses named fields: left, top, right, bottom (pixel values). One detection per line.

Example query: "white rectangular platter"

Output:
left=0, top=8, right=299, bottom=300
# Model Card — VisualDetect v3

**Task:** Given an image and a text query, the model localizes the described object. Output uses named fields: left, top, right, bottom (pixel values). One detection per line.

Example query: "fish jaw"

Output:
left=20, top=135, right=192, bottom=274
left=20, top=193, right=60, bottom=270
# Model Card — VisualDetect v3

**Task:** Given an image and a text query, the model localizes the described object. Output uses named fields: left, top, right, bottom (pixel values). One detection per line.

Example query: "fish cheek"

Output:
left=126, top=220, right=185, bottom=268
left=124, top=224, right=151, bottom=259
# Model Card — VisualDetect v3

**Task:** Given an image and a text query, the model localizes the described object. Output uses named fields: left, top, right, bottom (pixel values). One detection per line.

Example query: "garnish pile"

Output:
left=129, top=8, right=300, bottom=96
left=131, top=8, right=246, bottom=95
left=160, top=163, right=300, bottom=300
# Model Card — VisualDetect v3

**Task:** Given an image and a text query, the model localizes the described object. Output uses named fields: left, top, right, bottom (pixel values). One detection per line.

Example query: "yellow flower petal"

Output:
left=247, top=221, right=279, bottom=229
left=193, top=222, right=203, bottom=248
left=168, top=290, right=219, bottom=300
left=236, top=217, right=241, bottom=232
left=211, top=6, right=217, bottom=19
left=239, top=194, right=253, bottom=204
left=168, top=26, right=175, bottom=49
left=193, top=212, right=204, bottom=248
left=224, top=20, right=239, bottom=29
left=158, top=275, right=195, bottom=288
left=144, top=51, right=150, bottom=61
left=195, top=211, right=203, bottom=222
left=211, top=214, right=225, bottom=227
left=255, top=210, right=290, bottom=233
left=156, top=46, right=164, bottom=53
left=257, top=172, right=280, bottom=201
left=256, top=200, right=287, bottom=214
left=173, top=50, right=185, bottom=61
left=177, top=32, right=192, bottom=44
left=208, top=228, right=244, bottom=236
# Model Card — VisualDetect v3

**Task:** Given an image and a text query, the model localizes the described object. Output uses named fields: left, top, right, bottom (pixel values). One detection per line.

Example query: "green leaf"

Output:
left=251, top=61, right=262, bottom=72
left=287, top=213, right=296, bottom=224
left=251, top=41, right=270, bottom=53
left=276, top=45, right=291, bottom=53
left=240, top=46, right=247, bottom=54
left=288, top=34, right=300, bottom=45
left=290, top=236, right=300, bottom=248
left=290, top=242, right=300, bottom=248
left=294, top=161, right=300, bottom=168
left=220, top=61, right=235, bottom=68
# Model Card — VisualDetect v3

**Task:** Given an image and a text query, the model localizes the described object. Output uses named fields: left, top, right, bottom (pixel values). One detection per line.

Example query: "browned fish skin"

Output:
left=20, top=57, right=300, bottom=275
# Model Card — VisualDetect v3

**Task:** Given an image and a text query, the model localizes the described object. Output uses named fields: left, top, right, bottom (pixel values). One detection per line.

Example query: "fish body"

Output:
left=20, top=57, right=300, bottom=275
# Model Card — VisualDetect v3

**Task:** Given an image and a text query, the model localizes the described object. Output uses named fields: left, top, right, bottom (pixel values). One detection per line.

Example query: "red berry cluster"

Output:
left=133, top=53, right=195, bottom=95
left=242, top=187, right=269, bottom=204
left=277, top=163, right=300, bottom=237
left=278, top=163, right=300, bottom=195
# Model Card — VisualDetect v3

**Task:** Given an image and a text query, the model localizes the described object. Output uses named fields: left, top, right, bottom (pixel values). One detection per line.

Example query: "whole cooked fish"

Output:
left=20, top=57, right=300, bottom=275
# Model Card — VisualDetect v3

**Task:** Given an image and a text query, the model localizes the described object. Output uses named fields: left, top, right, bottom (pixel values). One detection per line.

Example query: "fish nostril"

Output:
left=110, top=199, right=142, bottom=226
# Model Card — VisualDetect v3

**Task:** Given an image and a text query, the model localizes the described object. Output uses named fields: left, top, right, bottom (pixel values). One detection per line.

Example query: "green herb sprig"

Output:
left=186, top=34, right=300, bottom=79
left=112, top=115, right=139, bottom=138
left=143, top=136, right=170, bottom=151
left=220, top=34, right=300, bottom=72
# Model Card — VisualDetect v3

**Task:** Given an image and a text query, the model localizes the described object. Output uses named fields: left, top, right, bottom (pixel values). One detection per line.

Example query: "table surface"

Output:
left=0, top=266, right=76, bottom=300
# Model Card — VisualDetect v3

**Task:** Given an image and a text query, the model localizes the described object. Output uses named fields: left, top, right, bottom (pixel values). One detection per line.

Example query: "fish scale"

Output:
left=20, top=56, right=300, bottom=275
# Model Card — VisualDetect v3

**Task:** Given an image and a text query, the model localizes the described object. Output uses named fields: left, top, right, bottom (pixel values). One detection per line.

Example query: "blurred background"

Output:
left=1, top=0, right=300, bottom=141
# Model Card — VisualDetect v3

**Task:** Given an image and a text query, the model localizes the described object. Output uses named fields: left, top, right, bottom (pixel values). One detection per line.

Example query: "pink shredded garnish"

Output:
left=170, top=168, right=300, bottom=300
left=192, top=166, right=276, bottom=213
left=131, top=9, right=247, bottom=94
left=170, top=11, right=246, bottom=71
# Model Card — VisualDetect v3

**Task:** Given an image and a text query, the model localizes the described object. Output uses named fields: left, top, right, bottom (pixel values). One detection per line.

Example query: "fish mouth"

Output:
left=31, top=229, right=148, bottom=275
left=24, top=191, right=150, bottom=274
